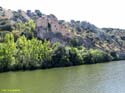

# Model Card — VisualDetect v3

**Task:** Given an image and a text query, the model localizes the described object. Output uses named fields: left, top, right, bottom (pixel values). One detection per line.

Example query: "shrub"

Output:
left=89, top=49, right=112, bottom=63
left=70, top=36, right=83, bottom=47
left=68, top=47, right=83, bottom=65
left=51, top=46, right=71, bottom=67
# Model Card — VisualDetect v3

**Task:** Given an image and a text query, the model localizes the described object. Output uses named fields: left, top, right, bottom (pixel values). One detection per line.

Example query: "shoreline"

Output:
left=0, top=60, right=124, bottom=73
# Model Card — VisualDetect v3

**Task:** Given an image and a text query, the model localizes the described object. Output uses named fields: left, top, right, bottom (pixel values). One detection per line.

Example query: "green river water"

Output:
left=0, top=61, right=125, bottom=93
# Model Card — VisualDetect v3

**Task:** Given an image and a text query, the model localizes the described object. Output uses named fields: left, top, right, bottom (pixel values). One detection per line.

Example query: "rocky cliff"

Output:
left=0, top=6, right=125, bottom=55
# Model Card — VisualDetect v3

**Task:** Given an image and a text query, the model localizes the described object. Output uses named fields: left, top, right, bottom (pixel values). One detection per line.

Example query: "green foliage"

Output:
left=0, top=33, right=113, bottom=72
left=110, top=52, right=118, bottom=60
left=70, top=36, right=83, bottom=47
left=25, top=19, right=36, bottom=31
left=13, top=19, right=36, bottom=39
left=15, top=36, right=53, bottom=70
left=22, top=20, right=36, bottom=39
left=0, top=33, right=53, bottom=71
left=0, top=33, right=16, bottom=71
left=68, top=47, right=83, bottom=65
left=0, top=31, right=10, bottom=42
left=89, top=49, right=112, bottom=63
left=51, top=46, right=71, bottom=67
left=78, top=46, right=91, bottom=64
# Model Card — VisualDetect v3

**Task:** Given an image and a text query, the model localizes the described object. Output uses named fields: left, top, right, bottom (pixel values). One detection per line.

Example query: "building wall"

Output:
left=36, top=14, right=73, bottom=38
left=36, top=16, right=48, bottom=28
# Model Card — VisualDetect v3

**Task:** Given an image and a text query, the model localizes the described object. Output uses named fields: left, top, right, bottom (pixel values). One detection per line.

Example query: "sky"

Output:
left=0, top=0, right=125, bottom=28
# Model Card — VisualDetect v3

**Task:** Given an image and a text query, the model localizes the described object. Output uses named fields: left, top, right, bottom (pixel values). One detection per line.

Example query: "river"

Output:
left=0, top=61, right=125, bottom=93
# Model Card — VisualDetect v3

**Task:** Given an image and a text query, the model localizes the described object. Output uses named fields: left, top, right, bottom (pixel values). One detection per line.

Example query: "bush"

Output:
left=70, top=36, right=83, bottom=47
left=68, top=47, right=84, bottom=65
left=51, top=46, right=72, bottom=67
left=110, top=52, right=118, bottom=60
left=89, top=49, right=112, bottom=63
left=51, top=46, right=85, bottom=67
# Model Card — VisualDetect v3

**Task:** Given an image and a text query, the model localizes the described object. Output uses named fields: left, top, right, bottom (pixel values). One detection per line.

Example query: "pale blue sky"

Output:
left=0, top=0, right=125, bottom=28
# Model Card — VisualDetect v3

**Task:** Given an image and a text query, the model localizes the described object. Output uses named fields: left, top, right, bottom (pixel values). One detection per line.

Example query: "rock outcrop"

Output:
left=0, top=6, right=125, bottom=54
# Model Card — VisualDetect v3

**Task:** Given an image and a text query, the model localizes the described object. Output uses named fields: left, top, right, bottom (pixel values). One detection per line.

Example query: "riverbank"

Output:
left=1, top=7, right=125, bottom=73
left=0, top=33, right=124, bottom=73
left=1, top=60, right=124, bottom=73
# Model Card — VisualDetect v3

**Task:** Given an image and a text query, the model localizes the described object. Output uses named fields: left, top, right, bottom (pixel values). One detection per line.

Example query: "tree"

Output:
left=35, top=10, right=42, bottom=17
left=70, top=36, right=83, bottom=47
left=0, top=33, right=16, bottom=71
left=68, top=47, right=83, bottom=65
left=13, top=19, right=36, bottom=40
left=15, top=36, right=53, bottom=70
left=51, top=46, right=71, bottom=67
left=20, top=19, right=36, bottom=39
